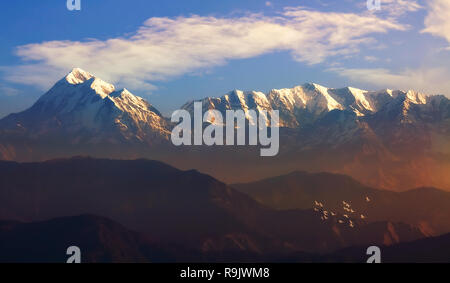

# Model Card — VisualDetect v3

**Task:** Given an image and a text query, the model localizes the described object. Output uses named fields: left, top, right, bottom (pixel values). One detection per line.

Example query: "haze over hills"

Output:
left=0, top=68, right=449, bottom=190
left=323, top=231, right=450, bottom=263
left=0, top=157, right=426, bottom=255
left=182, top=83, right=450, bottom=190
left=2, top=213, right=450, bottom=263
left=0, top=214, right=178, bottom=263
left=233, top=171, right=450, bottom=236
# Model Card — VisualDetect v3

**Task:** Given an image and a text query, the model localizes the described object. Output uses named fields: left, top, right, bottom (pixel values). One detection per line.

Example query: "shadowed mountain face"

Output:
left=233, top=171, right=450, bottom=236
left=0, top=215, right=183, bottom=263
left=322, top=232, right=450, bottom=263
left=0, top=68, right=170, bottom=144
left=0, top=69, right=449, bottom=191
left=2, top=214, right=447, bottom=263
left=0, top=68, right=171, bottom=163
left=0, top=158, right=425, bottom=256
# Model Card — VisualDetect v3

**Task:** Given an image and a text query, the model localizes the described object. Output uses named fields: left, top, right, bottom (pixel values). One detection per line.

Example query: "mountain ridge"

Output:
left=0, top=68, right=449, bottom=191
left=181, top=81, right=445, bottom=128
left=1, top=68, right=447, bottom=132
left=0, top=68, right=170, bottom=144
left=233, top=170, right=450, bottom=235
left=0, top=157, right=427, bottom=255
left=0, top=213, right=442, bottom=263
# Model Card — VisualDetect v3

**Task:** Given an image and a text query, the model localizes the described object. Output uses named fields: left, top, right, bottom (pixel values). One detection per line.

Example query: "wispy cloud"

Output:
left=358, top=0, right=422, bottom=18
left=0, top=85, right=20, bottom=97
left=422, top=0, right=450, bottom=49
left=329, top=67, right=450, bottom=96
left=1, top=7, right=407, bottom=91
left=381, top=0, right=422, bottom=17
left=364, top=56, right=379, bottom=62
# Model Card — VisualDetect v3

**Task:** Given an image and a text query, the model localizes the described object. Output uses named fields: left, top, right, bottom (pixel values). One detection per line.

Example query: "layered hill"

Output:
left=0, top=157, right=425, bottom=255
left=233, top=171, right=450, bottom=236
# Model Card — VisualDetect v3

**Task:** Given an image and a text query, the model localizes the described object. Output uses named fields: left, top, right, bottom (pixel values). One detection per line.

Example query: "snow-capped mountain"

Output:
left=0, top=68, right=170, bottom=145
left=179, top=83, right=449, bottom=190
left=0, top=68, right=449, bottom=191
left=182, top=83, right=447, bottom=128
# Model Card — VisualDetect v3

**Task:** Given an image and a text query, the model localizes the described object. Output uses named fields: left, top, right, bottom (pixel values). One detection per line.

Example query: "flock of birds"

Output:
left=313, top=196, right=371, bottom=228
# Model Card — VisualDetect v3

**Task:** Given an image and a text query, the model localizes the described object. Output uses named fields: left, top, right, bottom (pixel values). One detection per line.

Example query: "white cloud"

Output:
left=265, top=1, right=272, bottom=7
left=329, top=67, right=450, bottom=96
left=360, top=0, right=422, bottom=18
left=2, top=7, right=407, bottom=91
left=381, top=0, right=422, bottom=17
left=364, top=56, right=378, bottom=62
left=0, top=85, right=20, bottom=97
left=422, top=0, right=450, bottom=48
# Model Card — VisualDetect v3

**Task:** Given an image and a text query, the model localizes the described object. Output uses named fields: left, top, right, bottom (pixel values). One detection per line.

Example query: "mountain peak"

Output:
left=61, top=68, right=116, bottom=98
left=227, top=89, right=244, bottom=97
left=0, top=68, right=170, bottom=144
left=88, top=77, right=115, bottom=98
left=65, top=68, right=94, bottom=85
left=405, top=90, right=427, bottom=104
left=346, top=86, right=366, bottom=93
left=302, top=82, right=328, bottom=91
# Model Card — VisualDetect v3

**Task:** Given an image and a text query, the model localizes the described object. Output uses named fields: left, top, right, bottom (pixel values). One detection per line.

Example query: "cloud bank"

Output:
left=422, top=0, right=450, bottom=49
left=380, top=0, right=422, bottom=17
left=2, top=7, right=407, bottom=91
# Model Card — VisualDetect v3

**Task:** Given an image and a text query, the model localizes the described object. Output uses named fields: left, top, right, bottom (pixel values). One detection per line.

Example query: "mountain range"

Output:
left=0, top=68, right=449, bottom=190
left=0, top=157, right=429, bottom=261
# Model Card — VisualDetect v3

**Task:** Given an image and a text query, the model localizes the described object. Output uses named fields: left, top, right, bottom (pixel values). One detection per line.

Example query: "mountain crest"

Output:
left=65, top=68, right=94, bottom=85
left=0, top=68, right=170, bottom=144
left=183, top=82, right=449, bottom=128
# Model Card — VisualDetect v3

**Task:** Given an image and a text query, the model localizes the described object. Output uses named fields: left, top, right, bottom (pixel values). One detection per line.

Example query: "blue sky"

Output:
left=1, top=0, right=450, bottom=117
